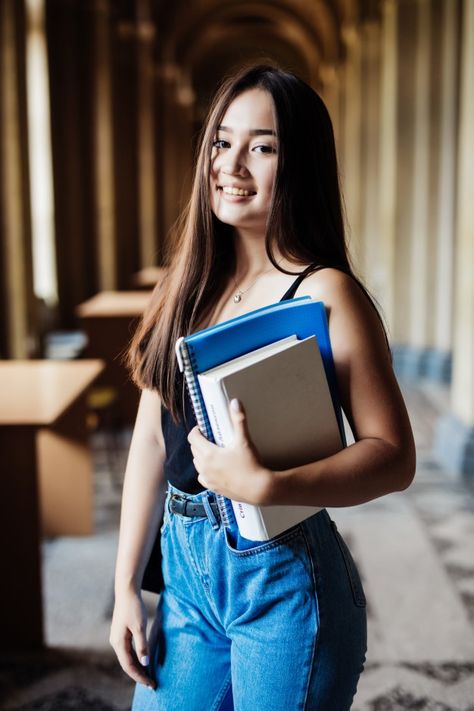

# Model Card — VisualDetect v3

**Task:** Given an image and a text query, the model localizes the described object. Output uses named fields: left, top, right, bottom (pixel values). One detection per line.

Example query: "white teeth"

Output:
left=221, top=186, right=254, bottom=196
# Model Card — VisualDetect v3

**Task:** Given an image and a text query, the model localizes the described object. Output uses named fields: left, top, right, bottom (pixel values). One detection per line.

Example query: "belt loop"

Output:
left=202, top=492, right=220, bottom=530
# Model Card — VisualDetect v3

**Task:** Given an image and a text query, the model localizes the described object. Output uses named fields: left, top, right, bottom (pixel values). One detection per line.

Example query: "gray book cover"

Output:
left=221, top=336, right=342, bottom=471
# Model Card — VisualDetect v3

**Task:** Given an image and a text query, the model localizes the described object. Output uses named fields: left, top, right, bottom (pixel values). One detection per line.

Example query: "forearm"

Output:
left=269, top=436, right=416, bottom=508
left=114, top=432, right=165, bottom=596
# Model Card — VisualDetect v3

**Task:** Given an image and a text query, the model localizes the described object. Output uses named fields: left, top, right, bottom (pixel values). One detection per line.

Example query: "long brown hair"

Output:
left=128, top=63, right=385, bottom=421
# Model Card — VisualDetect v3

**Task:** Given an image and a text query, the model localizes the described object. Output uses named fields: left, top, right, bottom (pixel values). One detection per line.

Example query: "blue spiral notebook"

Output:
left=175, top=297, right=346, bottom=537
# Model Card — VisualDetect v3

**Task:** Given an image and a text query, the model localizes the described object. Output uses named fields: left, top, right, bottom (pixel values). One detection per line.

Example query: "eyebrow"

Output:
left=217, top=124, right=277, bottom=137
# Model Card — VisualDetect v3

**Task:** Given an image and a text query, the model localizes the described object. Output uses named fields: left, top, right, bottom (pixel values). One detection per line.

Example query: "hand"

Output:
left=188, top=399, right=272, bottom=505
left=109, top=588, right=157, bottom=690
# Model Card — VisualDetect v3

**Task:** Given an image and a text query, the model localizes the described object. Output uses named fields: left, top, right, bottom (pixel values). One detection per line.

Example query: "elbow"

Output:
left=394, top=442, right=417, bottom=492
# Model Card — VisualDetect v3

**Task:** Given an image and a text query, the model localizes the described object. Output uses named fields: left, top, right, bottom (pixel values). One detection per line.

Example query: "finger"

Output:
left=113, top=631, right=156, bottom=689
left=229, top=398, right=251, bottom=444
left=188, top=426, right=209, bottom=449
left=193, top=458, right=212, bottom=492
left=188, top=426, right=217, bottom=455
left=133, top=626, right=150, bottom=670
left=187, top=426, right=200, bottom=446
left=197, top=474, right=210, bottom=489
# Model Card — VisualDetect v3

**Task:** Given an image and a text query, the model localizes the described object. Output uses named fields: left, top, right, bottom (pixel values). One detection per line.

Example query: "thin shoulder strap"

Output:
left=279, top=264, right=325, bottom=302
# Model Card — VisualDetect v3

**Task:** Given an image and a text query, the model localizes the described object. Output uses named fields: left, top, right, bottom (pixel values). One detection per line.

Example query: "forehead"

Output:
left=220, top=88, right=276, bottom=132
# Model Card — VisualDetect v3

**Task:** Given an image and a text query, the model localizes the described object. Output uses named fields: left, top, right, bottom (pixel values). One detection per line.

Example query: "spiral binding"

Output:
left=216, top=495, right=233, bottom=527
left=179, top=339, right=233, bottom=528
left=179, top=340, right=213, bottom=439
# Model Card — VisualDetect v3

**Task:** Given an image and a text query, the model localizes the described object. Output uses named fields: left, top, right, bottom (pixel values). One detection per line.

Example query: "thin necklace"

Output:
left=232, top=260, right=282, bottom=303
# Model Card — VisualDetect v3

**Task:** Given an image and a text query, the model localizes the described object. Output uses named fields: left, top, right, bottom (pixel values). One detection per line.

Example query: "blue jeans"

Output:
left=132, top=484, right=367, bottom=710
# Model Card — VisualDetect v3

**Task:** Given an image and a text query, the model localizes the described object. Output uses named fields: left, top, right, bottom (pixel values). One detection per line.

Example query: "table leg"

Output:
left=0, top=427, right=43, bottom=650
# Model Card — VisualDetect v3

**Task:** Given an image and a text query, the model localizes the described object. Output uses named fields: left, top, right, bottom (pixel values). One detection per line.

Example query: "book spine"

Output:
left=179, top=339, right=232, bottom=528
left=230, top=500, right=269, bottom=541
left=198, top=375, right=269, bottom=541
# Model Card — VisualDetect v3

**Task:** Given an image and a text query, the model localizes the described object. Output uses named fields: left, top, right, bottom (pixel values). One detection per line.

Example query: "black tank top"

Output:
left=161, top=266, right=321, bottom=494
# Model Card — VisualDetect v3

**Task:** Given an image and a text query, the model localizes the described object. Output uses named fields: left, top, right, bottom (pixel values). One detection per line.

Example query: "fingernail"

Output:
left=140, top=655, right=149, bottom=666
left=230, top=398, right=241, bottom=412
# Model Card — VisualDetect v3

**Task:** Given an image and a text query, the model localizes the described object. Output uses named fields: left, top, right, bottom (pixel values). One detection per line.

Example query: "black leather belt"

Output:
left=169, top=493, right=220, bottom=519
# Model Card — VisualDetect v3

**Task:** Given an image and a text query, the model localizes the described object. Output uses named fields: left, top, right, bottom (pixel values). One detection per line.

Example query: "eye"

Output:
left=252, top=145, right=277, bottom=154
left=212, top=139, right=230, bottom=149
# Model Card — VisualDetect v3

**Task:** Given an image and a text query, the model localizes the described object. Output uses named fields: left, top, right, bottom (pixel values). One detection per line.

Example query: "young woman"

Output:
left=110, top=64, right=416, bottom=710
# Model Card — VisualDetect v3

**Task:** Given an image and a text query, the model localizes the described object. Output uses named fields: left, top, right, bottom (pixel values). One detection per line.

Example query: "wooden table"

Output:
left=131, top=265, right=166, bottom=290
left=76, top=291, right=152, bottom=423
left=0, top=359, right=104, bottom=650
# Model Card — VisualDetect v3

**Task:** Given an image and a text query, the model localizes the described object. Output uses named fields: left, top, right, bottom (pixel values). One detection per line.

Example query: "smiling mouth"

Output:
left=218, top=186, right=257, bottom=197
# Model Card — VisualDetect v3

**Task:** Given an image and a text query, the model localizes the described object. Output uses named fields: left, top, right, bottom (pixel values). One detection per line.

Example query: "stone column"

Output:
left=319, top=63, right=341, bottom=149
left=425, top=0, right=459, bottom=382
left=25, top=0, right=57, bottom=311
left=93, top=0, right=116, bottom=291
left=391, top=0, right=418, bottom=362
left=340, top=25, right=363, bottom=271
left=175, top=70, right=195, bottom=221
left=0, top=0, right=34, bottom=357
left=358, top=20, right=381, bottom=295
left=436, top=0, right=474, bottom=475
left=136, top=0, right=158, bottom=268
left=158, top=63, right=195, bottom=251
left=406, top=0, right=432, bottom=373
left=377, top=0, right=398, bottom=334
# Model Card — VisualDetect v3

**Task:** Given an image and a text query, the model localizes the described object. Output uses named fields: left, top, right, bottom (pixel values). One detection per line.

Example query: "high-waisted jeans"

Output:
left=131, top=484, right=367, bottom=710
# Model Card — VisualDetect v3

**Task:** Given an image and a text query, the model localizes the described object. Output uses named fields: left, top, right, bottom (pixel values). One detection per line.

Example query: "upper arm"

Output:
left=303, top=269, right=415, bottom=453
left=132, top=388, right=166, bottom=454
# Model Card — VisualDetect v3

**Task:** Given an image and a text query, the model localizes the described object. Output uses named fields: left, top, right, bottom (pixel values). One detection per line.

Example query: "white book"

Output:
left=197, top=335, right=344, bottom=541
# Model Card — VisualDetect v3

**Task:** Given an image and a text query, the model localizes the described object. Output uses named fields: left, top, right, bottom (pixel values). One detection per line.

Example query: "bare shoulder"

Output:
left=300, top=267, right=390, bottom=364
left=299, top=267, right=368, bottom=306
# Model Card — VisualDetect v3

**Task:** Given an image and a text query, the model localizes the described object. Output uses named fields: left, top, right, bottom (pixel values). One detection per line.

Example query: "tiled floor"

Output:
left=1, top=381, right=474, bottom=710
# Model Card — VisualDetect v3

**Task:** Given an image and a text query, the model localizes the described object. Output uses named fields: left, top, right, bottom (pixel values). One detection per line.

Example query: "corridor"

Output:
left=1, top=1, right=473, bottom=709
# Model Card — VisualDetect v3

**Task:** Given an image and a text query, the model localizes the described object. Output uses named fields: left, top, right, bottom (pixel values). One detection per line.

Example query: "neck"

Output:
left=233, top=228, right=277, bottom=279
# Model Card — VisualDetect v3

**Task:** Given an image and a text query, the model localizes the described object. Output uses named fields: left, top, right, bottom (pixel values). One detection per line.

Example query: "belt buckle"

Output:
left=170, top=493, right=187, bottom=516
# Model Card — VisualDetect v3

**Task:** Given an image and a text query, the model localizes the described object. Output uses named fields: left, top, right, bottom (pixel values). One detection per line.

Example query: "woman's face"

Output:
left=209, top=88, right=278, bottom=235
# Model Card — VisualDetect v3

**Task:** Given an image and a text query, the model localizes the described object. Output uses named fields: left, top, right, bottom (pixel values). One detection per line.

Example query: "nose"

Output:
left=220, top=149, right=248, bottom=177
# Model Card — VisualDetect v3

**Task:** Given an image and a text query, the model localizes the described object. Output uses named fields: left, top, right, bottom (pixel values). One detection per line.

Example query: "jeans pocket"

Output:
left=330, top=520, right=366, bottom=608
left=223, top=525, right=302, bottom=557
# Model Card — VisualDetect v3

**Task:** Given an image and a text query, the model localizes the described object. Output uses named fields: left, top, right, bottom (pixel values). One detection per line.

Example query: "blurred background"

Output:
left=0, top=0, right=473, bottom=709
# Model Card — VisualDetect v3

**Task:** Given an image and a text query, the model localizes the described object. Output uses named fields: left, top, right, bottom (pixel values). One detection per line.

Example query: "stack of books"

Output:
left=176, top=296, right=345, bottom=541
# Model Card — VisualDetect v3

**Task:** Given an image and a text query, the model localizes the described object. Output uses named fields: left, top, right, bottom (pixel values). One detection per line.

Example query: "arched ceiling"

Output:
left=151, top=0, right=378, bottom=120
left=155, top=0, right=349, bottom=95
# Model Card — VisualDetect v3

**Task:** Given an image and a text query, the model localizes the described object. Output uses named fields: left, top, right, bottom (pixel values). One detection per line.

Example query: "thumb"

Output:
left=229, top=399, right=251, bottom=444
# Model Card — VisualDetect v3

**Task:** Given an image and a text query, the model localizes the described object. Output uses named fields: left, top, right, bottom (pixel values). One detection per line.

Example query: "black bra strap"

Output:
left=279, top=264, right=325, bottom=301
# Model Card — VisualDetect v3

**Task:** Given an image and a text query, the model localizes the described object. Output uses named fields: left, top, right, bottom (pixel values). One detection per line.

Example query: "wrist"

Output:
left=265, top=461, right=325, bottom=507
left=114, top=573, right=142, bottom=598
left=258, top=466, right=284, bottom=506
left=261, top=467, right=304, bottom=506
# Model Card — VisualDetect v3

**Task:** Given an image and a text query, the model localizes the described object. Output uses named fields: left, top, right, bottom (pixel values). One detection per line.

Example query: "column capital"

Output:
left=116, top=20, right=156, bottom=43
left=341, top=23, right=360, bottom=50
left=176, top=83, right=195, bottom=108
left=157, top=62, right=180, bottom=83
left=318, top=62, right=339, bottom=88
left=91, top=0, right=111, bottom=16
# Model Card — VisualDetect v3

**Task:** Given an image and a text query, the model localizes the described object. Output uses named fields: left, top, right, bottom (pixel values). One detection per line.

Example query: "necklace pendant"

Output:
left=233, top=293, right=242, bottom=303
